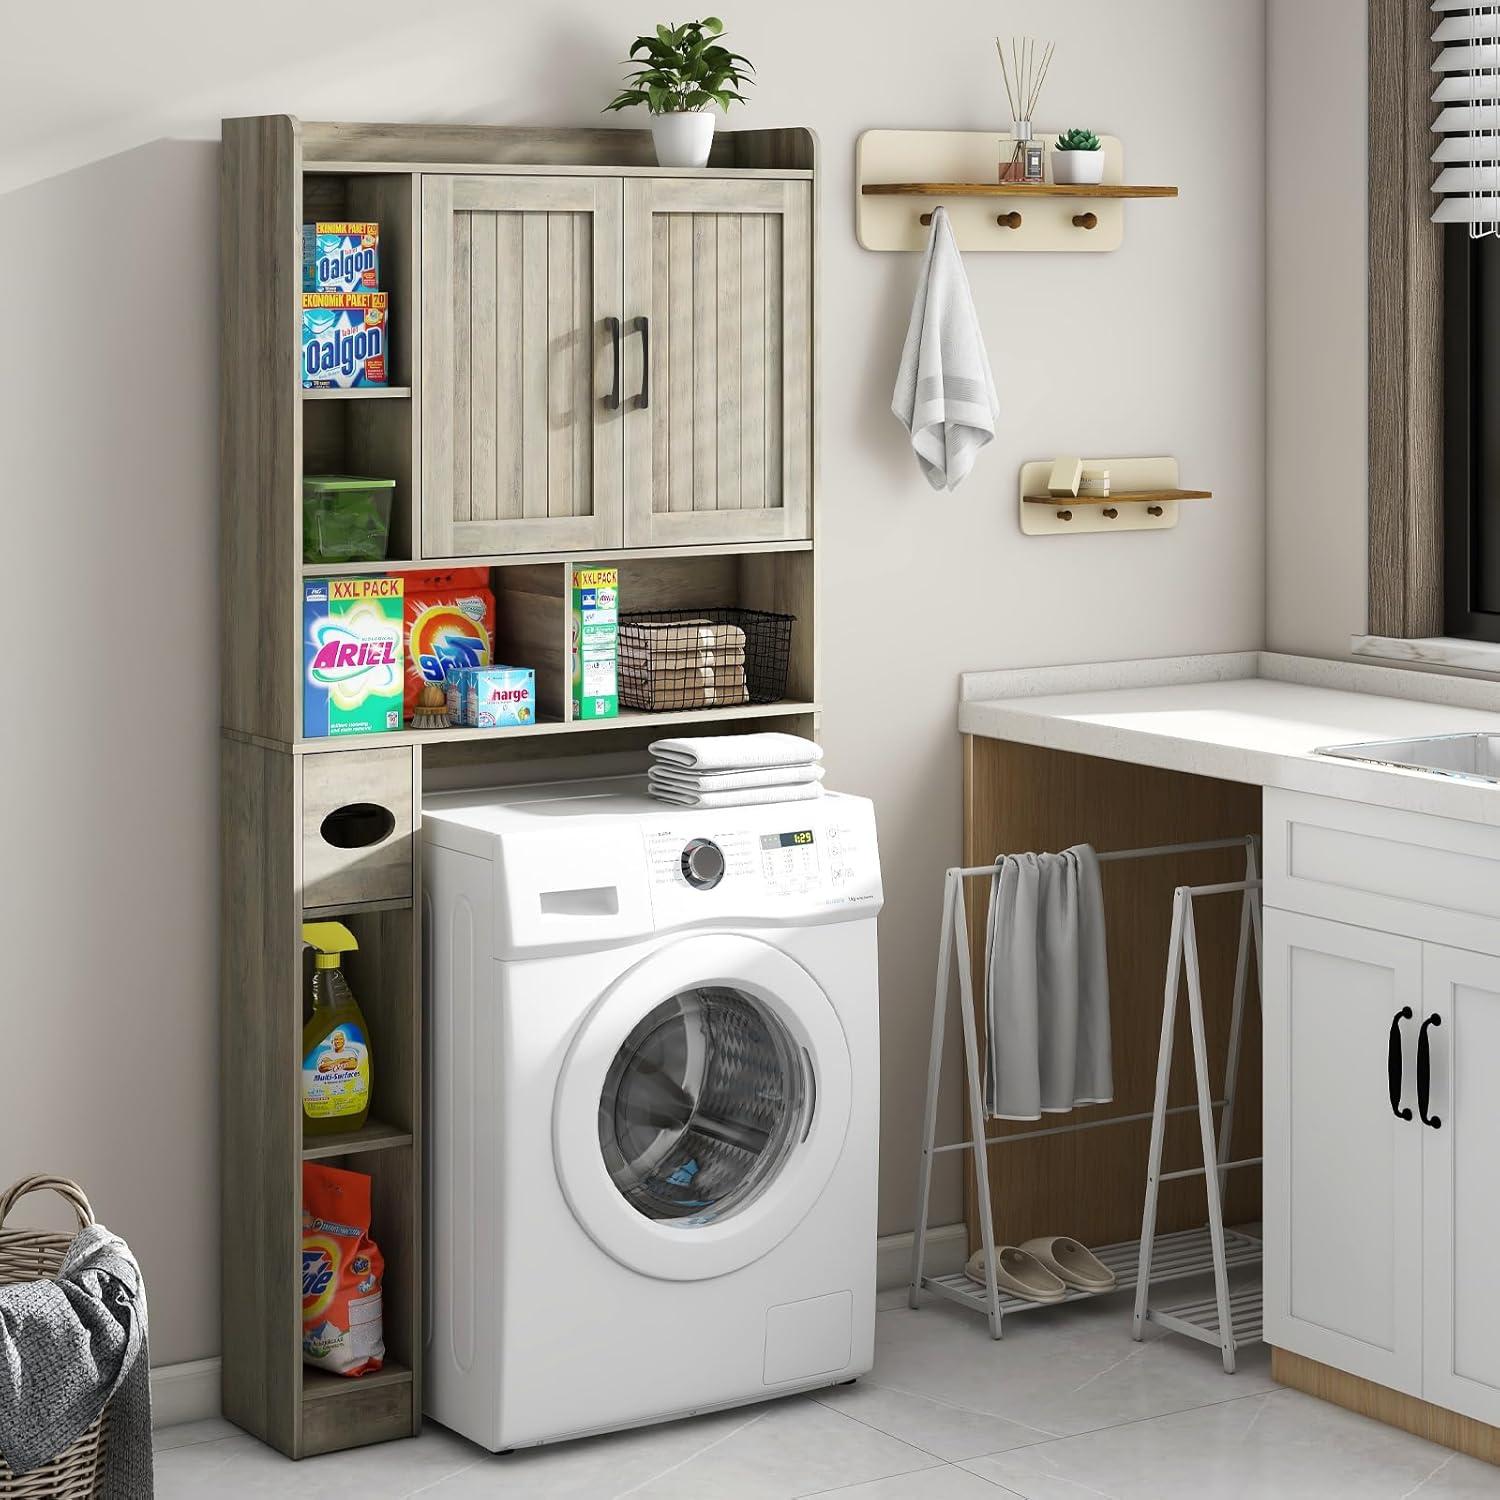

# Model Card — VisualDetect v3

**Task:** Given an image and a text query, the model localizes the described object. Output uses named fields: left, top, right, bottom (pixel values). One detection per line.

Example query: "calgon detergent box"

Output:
left=403, top=568, right=495, bottom=722
left=302, top=292, right=389, bottom=389
left=304, top=577, right=405, bottom=737
left=571, top=565, right=618, bottom=721
left=302, top=221, right=380, bottom=293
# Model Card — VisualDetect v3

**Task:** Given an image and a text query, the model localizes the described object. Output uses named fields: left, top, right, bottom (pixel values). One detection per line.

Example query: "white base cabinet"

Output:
left=1264, top=789, right=1500, bottom=1431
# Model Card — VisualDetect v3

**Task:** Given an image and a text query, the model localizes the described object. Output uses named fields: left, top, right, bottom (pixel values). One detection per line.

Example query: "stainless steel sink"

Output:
left=1315, top=732, right=1500, bottom=784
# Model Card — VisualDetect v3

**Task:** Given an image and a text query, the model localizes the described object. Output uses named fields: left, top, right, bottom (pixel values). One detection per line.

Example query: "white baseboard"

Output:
left=875, top=1221, right=967, bottom=1292
left=151, top=1357, right=221, bottom=1429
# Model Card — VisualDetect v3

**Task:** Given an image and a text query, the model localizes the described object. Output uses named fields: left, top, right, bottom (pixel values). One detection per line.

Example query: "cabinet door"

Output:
left=1262, top=909, right=1424, bottom=1394
left=622, top=178, right=811, bottom=547
left=1422, top=943, right=1500, bottom=1425
left=422, top=175, right=622, bottom=556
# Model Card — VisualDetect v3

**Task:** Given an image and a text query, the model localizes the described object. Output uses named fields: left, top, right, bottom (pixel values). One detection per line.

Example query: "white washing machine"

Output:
left=421, top=776, right=882, bottom=1451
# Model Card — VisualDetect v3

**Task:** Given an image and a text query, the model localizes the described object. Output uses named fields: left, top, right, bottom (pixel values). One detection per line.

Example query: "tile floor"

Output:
left=153, top=1285, right=1497, bottom=1498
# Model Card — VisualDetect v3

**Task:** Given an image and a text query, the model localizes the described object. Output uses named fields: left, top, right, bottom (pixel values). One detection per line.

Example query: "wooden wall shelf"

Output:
left=862, top=182, right=1178, bottom=200
left=1018, top=458, right=1208, bottom=536
left=856, top=129, right=1177, bottom=252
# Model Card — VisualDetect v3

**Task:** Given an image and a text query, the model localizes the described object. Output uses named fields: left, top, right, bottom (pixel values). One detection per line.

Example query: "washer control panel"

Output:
left=643, top=796, right=881, bottom=922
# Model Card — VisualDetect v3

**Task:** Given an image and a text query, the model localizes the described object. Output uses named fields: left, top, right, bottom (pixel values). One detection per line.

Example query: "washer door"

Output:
left=552, top=934, right=853, bottom=1281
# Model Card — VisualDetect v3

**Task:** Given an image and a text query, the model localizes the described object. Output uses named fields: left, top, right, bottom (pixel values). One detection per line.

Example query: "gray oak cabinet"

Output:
left=422, top=172, right=812, bottom=557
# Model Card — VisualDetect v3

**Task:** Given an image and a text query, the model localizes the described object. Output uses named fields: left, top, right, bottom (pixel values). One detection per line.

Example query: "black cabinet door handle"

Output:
left=1417, top=1012, right=1443, bottom=1129
left=1388, top=1006, right=1413, bottom=1121
left=606, top=316, right=621, bottom=410
left=634, top=315, right=650, bottom=409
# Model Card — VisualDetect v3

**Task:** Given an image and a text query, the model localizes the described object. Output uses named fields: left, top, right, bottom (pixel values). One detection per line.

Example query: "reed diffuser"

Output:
left=996, top=34, right=1054, bottom=183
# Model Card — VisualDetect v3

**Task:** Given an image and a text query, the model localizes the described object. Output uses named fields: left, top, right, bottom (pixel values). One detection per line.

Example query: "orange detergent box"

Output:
left=403, top=569, right=496, bottom=722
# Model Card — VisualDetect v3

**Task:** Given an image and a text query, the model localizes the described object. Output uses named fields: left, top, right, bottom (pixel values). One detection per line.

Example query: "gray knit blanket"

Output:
left=0, top=1222, right=153, bottom=1498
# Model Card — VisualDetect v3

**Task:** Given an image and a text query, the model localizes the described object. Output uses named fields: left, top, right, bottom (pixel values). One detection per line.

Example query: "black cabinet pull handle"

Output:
left=1417, top=1012, right=1443, bottom=1129
left=1388, top=1006, right=1413, bottom=1121
left=606, top=316, right=621, bottom=410
left=634, top=315, right=650, bottom=409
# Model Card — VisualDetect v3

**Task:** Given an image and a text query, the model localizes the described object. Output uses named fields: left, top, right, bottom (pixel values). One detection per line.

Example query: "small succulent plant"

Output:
left=1055, top=128, right=1101, bottom=152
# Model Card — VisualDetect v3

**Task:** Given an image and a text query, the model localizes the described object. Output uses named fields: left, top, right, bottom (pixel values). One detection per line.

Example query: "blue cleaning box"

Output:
left=302, top=221, right=380, bottom=293
left=301, top=292, right=389, bottom=389
left=444, top=665, right=536, bottom=729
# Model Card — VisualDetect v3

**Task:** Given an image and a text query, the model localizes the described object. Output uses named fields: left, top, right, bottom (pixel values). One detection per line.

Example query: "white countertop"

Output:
left=958, top=652, right=1500, bottom=825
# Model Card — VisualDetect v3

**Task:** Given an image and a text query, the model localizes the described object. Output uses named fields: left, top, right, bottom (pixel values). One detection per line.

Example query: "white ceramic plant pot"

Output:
left=651, top=110, right=716, bottom=168
left=1051, top=148, right=1105, bottom=185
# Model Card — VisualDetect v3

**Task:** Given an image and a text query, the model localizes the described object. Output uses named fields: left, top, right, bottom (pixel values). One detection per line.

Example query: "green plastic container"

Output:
left=302, top=476, right=395, bottom=564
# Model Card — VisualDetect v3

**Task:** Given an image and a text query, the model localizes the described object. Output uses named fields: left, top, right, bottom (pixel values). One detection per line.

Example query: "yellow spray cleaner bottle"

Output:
left=301, top=921, right=372, bottom=1137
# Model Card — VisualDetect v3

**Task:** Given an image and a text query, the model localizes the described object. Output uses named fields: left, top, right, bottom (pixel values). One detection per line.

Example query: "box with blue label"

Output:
left=303, top=576, right=405, bottom=737
left=301, top=292, right=389, bottom=389
left=445, top=665, right=536, bottom=729
left=302, top=221, right=380, bottom=293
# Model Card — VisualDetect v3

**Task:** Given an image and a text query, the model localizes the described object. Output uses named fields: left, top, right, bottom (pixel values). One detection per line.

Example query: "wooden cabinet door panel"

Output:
left=1262, top=909, right=1424, bottom=1395
left=1422, top=943, right=1500, bottom=1426
left=423, top=175, right=622, bottom=556
left=622, top=178, right=811, bottom=547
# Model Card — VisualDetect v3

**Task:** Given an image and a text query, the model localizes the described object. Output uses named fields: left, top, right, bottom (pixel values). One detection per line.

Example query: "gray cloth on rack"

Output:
left=0, top=1223, right=153, bottom=1499
left=983, top=845, right=1113, bottom=1121
left=891, top=205, right=999, bottom=491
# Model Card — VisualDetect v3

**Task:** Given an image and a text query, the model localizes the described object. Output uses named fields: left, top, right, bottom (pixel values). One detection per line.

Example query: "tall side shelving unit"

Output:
left=220, top=115, right=819, bottom=1457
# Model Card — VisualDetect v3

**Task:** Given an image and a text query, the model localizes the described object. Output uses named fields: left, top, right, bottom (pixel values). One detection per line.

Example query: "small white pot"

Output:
left=1051, top=147, right=1105, bottom=185
left=651, top=110, right=716, bottom=168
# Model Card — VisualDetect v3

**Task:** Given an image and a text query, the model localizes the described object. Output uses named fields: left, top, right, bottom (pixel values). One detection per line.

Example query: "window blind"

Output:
left=1432, top=1, right=1500, bottom=232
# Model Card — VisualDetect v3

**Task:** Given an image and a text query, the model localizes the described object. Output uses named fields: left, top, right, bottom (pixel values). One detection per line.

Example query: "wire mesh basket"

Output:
left=619, top=608, right=794, bottom=711
left=0, top=1176, right=108, bottom=1499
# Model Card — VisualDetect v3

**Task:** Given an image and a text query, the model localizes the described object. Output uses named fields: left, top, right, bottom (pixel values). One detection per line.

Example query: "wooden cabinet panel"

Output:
left=622, top=178, right=811, bottom=547
left=1422, top=944, right=1500, bottom=1427
left=1263, top=910, right=1425, bottom=1395
left=422, top=175, right=622, bottom=556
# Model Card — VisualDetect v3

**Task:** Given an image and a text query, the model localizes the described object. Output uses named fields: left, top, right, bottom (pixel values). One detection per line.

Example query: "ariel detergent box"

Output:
left=304, top=577, right=405, bottom=737
left=570, top=565, right=618, bottom=720
left=402, top=569, right=495, bottom=722
left=302, top=292, right=388, bottom=389
left=302, top=221, right=380, bottom=293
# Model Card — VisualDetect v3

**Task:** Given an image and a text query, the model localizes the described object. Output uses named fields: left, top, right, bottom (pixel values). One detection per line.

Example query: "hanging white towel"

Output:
left=649, top=732, right=823, bottom=773
left=648, top=763, right=825, bottom=793
left=890, top=205, right=1000, bottom=491
left=983, top=845, right=1112, bottom=1121
left=647, top=781, right=825, bottom=810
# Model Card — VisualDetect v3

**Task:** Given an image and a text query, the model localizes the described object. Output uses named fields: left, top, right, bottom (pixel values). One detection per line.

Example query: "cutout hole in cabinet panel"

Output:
left=321, top=801, right=397, bottom=850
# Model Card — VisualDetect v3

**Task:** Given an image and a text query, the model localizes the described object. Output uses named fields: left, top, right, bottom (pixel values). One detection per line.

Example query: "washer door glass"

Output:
left=600, top=985, right=807, bottom=1225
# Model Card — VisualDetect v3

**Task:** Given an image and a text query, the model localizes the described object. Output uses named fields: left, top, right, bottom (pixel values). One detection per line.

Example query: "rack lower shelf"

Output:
left=918, top=1226, right=1262, bottom=1323
left=301, top=1119, right=414, bottom=1160
left=302, top=1359, right=414, bottom=1401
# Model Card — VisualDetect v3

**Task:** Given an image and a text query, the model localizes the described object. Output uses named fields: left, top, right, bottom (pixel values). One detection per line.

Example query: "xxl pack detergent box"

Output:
left=304, top=577, right=405, bottom=737
left=570, top=565, right=618, bottom=721
left=301, top=292, right=389, bottom=389
left=302, top=221, right=380, bottom=293
left=402, top=568, right=496, bottom=722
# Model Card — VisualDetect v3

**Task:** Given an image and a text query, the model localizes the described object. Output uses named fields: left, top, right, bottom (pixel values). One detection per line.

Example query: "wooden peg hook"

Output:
left=919, top=210, right=939, bottom=226
left=996, top=211, right=1023, bottom=229
left=1072, top=212, right=1099, bottom=230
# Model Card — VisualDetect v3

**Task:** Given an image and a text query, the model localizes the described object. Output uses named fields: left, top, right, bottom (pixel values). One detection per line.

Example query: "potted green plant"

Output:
left=1052, top=127, right=1104, bottom=185
left=604, top=17, right=755, bottom=168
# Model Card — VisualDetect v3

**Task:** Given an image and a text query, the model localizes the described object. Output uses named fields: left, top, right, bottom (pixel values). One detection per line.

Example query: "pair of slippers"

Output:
left=964, top=1235, right=1116, bottom=1303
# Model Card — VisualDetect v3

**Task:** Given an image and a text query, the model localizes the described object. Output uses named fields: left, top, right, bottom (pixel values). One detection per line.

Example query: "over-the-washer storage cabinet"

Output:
left=220, top=116, right=819, bottom=1459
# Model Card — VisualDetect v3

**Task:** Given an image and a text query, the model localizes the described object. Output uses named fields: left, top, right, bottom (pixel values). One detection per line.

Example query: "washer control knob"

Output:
left=681, top=838, right=726, bottom=890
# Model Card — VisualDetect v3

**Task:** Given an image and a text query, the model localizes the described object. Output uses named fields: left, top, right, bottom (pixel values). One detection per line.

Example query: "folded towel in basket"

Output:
left=0, top=1223, right=153, bottom=1498
left=983, top=845, right=1112, bottom=1121
left=650, top=732, right=823, bottom=772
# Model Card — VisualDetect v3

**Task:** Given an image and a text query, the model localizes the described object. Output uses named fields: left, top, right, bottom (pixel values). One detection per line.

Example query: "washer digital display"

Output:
left=760, top=830, right=815, bottom=850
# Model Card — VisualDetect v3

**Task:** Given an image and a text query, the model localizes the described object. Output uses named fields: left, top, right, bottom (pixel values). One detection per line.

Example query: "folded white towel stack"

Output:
left=647, top=732, right=825, bottom=808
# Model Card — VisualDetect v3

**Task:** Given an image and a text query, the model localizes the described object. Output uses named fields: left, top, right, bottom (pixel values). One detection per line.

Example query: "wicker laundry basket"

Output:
left=0, top=1176, right=108, bottom=1499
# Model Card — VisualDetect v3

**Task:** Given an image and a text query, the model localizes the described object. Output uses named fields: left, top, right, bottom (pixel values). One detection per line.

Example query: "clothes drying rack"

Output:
left=909, top=834, right=1265, bottom=1370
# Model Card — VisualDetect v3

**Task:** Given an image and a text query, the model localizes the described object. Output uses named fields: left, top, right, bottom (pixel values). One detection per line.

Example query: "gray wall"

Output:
left=1267, top=0, right=1368, bottom=657
left=0, top=0, right=1266, bottom=1367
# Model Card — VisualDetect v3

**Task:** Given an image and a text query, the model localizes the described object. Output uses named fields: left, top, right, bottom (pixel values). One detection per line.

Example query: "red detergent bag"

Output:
left=403, top=568, right=496, bottom=720
left=301, top=1162, right=385, bottom=1377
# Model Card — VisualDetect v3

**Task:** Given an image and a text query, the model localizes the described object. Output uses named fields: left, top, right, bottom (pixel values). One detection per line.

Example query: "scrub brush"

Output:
left=411, top=681, right=451, bottom=730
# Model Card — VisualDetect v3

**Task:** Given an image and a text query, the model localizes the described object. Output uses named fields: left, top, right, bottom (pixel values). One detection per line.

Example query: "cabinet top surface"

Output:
left=959, top=652, right=1500, bottom=825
